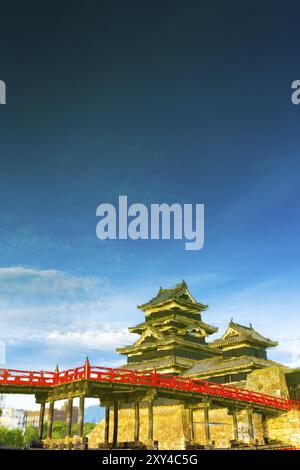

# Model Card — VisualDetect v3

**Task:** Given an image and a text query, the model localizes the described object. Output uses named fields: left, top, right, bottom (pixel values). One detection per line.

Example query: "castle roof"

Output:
left=129, top=313, right=217, bottom=335
left=137, top=280, right=208, bottom=312
left=116, top=329, right=219, bottom=357
left=120, top=355, right=197, bottom=373
left=210, top=320, right=278, bottom=349
left=184, top=354, right=279, bottom=377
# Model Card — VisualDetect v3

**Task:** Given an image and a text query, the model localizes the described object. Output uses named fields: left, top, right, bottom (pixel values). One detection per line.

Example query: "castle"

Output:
left=87, top=281, right=300, bottom=449
left=117, top=281, right=280, bottom=384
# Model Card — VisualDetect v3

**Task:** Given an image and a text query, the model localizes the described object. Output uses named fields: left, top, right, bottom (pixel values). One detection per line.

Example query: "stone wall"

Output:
left=87, top=402, right=264, bottom=449
left=267, top=411, right=300, bottom=447
left=88, top=400, right=186, bottom=450
left=245, top=365, right=290, bottom=397
left=86, top=365, right=300, bottom=449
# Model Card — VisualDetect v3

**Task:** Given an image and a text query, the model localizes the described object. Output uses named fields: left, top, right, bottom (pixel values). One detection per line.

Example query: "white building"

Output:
left=0, top=408, right=27, bottom=430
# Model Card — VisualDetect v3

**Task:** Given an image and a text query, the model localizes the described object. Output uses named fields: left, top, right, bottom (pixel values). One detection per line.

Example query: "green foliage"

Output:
left=0, top=421, right=96, bottom=448
left=50, top=421, right=96, bottom=438
left=0, top=426, right=24, bottom=448
left=71, top=422, right=96, bottom=436
left=83, top=422, right=96, bottom=436
left=51, top=421, right=66, bottom=439
left=23, top=426, right=38, bottom=446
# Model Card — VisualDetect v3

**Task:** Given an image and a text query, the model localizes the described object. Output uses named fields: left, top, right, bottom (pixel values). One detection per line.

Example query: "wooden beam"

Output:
left=247, top=407, right=255, bottom=443
left=148, top=400, right=154, bottom=441
left=261, top=414, right=269, bottom=444
left=104, top=405, right=110, bottom=444
left=112, top=401, right=119, bottom=447
left=66, top=398, right=73, bottom=438
left=47, top=401, right=54, bottom=439
left=232, top=410, right=239, bottom=441
left=204, top=404, right=211, bottom=445
left=38, top=402, right=45, bottom=440
left=134, top=402, right=140, bottom=442
left=188, top=405, right=194, bottom=442
left=78, top=396, right=85, bottom=437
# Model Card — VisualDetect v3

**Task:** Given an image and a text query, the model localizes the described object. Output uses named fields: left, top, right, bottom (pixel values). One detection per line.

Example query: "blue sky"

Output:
left=0, top=1, right=300, bottom=408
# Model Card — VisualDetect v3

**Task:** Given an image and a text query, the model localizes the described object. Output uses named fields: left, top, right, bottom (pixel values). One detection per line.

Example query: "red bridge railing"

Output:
left=1, top=363, right=299, bottom=412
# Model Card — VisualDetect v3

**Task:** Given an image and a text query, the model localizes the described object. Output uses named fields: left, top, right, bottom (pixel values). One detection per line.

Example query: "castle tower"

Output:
left=117, top=281, right=220, bottom=374
left=185, top=320, right=279, bottom=384
left=210, top=320, right=278, bottom=360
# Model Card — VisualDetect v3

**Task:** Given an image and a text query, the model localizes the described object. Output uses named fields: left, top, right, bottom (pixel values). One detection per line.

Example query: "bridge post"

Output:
left=84, top=357, right=90, bottom=379
left=188, top=405, right=194, bottom=442
left=203, top=403, right=211, bottom=446
left=104, top=405, right=110, bottom=445
left=247, top=407, right=255, bottom=444
left=261, top=414, right=269, bottom=444
left=134, top=401, right=140, bottom=442
left=232, top=410, right=239, bottom=441
left=66, top=398, right=73, bottom=438
left=148, top=400, right=154, bottom=442
left=112, top=401, right=119, bottom=448
left=78, top=397, right=85, bottom=437
left=38, top=402, right=45, bottom=441
left=47, top=401, right=55, bottom=439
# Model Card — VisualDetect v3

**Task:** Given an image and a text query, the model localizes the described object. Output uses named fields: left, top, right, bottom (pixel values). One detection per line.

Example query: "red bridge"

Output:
left=1, top=361, right=300, bottom=411
left=1, top=361, right=299, bottom=449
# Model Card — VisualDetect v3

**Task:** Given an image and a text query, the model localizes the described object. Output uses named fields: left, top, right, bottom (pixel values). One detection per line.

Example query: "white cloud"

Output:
left=46, top=326, right=135, bottom=350
left=207, top=275, right=300, bottom=367
left=0, top=266, right=58, bottom=277
left=0, top=266, right=108, bottom=300
left=0, top=266, right=299, bottom=371
left=0, top=266, right=144, bottom=369
left=273, top=333, right=300, bottom=368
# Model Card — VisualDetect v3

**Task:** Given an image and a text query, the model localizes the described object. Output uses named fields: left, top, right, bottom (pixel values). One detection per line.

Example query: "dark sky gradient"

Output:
left=0, top=1, right=300, bottom=376
left=1, top=1, right=300, bottom=279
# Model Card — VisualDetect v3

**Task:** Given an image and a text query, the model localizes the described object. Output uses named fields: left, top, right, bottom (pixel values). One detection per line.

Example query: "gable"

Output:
left=132, top=327, right=164, bottom=348
left=222, top=326, right=240, bottom=340
left=177, top=289, right=197, bottom=304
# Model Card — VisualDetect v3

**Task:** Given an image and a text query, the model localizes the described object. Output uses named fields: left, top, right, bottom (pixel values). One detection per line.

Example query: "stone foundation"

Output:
left=86, top=366, right=300, bottom=449
left=267, top=411, right=300, bottom=447
left=87, top=402, right=265, bottom=450
left=88, top=400, right=186, bottom=450
left=43, top=436, right=86, bottom=449
left=245, top=365, right=290, bottom=397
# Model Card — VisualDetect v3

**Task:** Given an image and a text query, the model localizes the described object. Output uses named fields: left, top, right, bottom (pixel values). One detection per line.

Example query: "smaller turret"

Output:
left=210, top=320, right=278, bottom=359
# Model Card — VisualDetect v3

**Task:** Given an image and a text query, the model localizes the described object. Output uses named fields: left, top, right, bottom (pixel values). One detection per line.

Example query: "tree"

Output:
left=51, top=421, right=66, bottom=439
left=71, top=422, right=96, bottom=437
left=0, top=420, right=97, bottom=448
left=0, top=427, right=24, bottom=448
left=83, top=422, right=96, bottom=436
left=23, top=426, right=38, bottom=447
